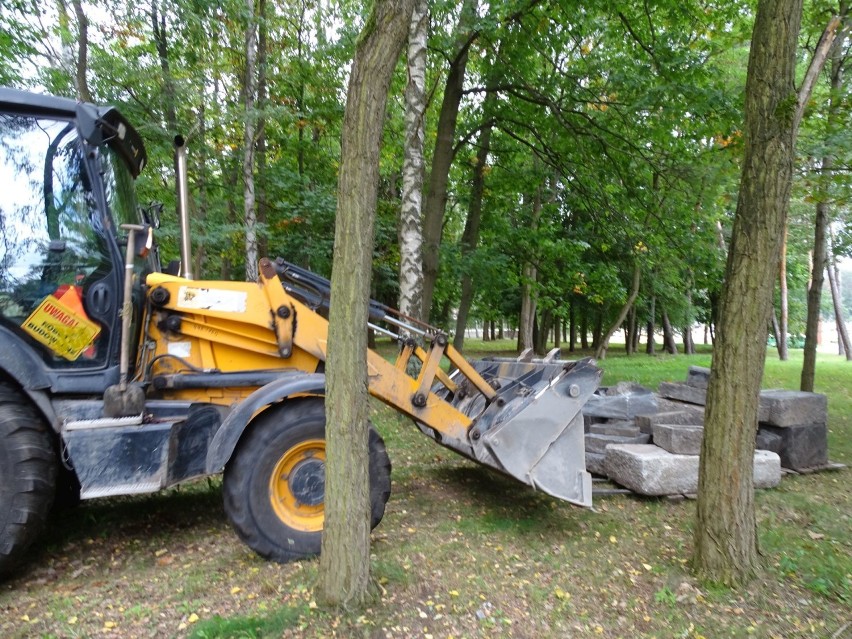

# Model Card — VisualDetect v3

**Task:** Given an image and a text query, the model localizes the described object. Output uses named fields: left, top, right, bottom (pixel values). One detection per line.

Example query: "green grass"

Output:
left=189, top=605, right=305, bottom=639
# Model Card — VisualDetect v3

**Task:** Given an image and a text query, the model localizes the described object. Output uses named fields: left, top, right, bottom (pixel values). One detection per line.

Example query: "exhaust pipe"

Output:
left=174, top=135, right=193, bottom=280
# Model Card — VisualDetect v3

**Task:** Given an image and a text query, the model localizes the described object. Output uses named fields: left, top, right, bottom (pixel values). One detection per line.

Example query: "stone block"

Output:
left=635, top=407, right=705, bottom=434
left=585, top=432, right=650, bottom=454
left=758, top=390, right=828, bottom=427
left=760, top=423, right=828, bottom=471
left=589, top=420, right=641, bottom=437
left=585, top=451, right=607, bottom=476
left=658, top=381, right=707, bottom=406
left=652, top=423, right=704, bottom=455
left=605, top=381, right=654, bottom=397
left=583, top=391, right=659, bottom=421
left=604, top=444, right=780, bottom=496
left=754, top=450, right=782, bottom=488
left=755, top=427, right=782, bottom=454
left=686, top=366, right=711, bottom=389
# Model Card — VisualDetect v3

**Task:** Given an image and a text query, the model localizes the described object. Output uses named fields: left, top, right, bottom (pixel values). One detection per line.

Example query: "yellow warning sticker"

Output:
left=21, top=295, right=101, bottom=361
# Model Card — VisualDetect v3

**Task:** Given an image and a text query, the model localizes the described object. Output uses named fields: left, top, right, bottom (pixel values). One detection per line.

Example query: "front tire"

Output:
left=0, top=384, right=57, bottom=577
left=223, top=398, right=391, bottom=562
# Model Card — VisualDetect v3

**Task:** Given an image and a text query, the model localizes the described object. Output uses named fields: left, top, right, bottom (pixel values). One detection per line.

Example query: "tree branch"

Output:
left=795, top=14, right=842, bottom=128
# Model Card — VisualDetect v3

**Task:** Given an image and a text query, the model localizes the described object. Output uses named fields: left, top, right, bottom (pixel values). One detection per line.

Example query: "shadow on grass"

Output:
left=17, top=480, right=228, bottom=578
left=427, top=464, right=590, bottom=536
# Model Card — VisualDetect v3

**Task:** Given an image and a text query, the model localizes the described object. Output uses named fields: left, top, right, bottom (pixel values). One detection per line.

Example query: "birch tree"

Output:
left=398, top=0, right=428, bottom=326
left=243, top=0, right=260, bottom=282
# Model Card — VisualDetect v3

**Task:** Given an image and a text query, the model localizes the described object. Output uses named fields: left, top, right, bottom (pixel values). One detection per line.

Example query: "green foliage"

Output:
left=4, top=0, right=849, bottom=346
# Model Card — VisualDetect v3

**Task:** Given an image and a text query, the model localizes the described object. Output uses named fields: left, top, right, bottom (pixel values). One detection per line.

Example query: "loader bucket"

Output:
left=434, top=357, right=602, bottom=507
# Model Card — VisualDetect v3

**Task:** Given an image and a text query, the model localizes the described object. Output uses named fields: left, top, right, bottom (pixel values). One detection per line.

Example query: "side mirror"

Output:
left=142, top=201, right=163, bottom=229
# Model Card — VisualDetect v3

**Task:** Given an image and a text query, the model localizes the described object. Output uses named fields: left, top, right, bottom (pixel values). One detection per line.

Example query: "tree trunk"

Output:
left=420, top=0, right=477, bottom=321
left=398, top=0, right=428, bottom=327
left=803, top=27, right=846, bottom=388
left=683, top=288, right=696, bottom=354
left=694, top=0, right=803, bottom=586
left=827, top=241, right=852, bottom=360
left=802, top=201, right=829, bottom=389
left=646, top=295, right=656, bottom=355
left=661, top=310, right=678, bottom=355
left=683, top=325, right=696, bottom=355
left=770, top=312, right=781, bottom=348
left=242, top=0, right=259, bottom=282
left=318, top=0, right=412, bottom=608
left=535, top=309, right=552, bottom=355
left=255, top=0, right=269, bottom=261
left=151, top=0, right=178, bottom=134
left=778, top=229, right=789, bottom=360
left=625, top=306, right=636, bottom=355
left=70, top=0, right=91, bottom=102
left=453, top=112, right=493, bottom=352
left=595, top=261, right=641, bottom=360
left=568, top=299, right=576, bottom=352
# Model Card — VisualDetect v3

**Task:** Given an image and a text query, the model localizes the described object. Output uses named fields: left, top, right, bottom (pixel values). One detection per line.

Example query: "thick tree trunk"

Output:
left=420, top=0, right=477, bottom=321
left=398, top=0, right=428, bottom=326
left=694, top=0, right=803, bottom=586
left=318, top=0, right=412, bottom=607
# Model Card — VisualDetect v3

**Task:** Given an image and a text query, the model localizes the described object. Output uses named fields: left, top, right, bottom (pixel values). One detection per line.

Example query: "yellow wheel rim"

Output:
left=269, top=439, right=326, bottom=532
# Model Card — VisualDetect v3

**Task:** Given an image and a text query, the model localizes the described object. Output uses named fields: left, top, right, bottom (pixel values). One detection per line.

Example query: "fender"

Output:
left=205, top=371, right=326, bottom=473
left=0, top=325, right=52, bottom=390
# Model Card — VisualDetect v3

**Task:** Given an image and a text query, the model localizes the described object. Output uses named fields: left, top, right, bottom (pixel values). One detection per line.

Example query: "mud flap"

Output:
left=466, top=358, right=601, bottom=507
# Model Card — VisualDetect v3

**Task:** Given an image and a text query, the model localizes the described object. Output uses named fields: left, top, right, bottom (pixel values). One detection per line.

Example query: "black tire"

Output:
left=0, top=384, right=57, bottom=577
left=222, top=398, right=392, bottom=562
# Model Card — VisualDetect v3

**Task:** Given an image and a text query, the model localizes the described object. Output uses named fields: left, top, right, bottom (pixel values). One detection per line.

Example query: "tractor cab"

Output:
left=0, top=88, right=154, bottom=389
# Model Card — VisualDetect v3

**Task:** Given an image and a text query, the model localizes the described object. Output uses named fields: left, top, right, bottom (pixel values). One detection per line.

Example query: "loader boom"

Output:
left=142, top=256, right=600, bottom=507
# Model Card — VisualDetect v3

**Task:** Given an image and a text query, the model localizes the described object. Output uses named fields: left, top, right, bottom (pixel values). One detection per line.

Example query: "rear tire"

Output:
left=0, top=385, right=57, bottom=577
left=223, top=398, right=391, bottom=562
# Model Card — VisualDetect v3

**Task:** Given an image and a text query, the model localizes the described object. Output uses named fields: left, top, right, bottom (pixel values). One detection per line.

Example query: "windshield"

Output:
left=0, top=114, right=115, bottom=364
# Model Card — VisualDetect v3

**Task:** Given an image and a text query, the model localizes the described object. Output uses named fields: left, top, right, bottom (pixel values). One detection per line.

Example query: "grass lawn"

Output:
left=0, top=341, right=848, bottom=638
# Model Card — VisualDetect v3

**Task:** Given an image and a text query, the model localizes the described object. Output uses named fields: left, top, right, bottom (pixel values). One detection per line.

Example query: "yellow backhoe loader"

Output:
left=0, top=88, right=600, bottom=574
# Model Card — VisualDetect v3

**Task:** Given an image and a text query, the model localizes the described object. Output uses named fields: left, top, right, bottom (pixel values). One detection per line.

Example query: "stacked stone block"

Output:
left=757, top=390, right=828, bottom=471
left=581, top=365, right=833, bottom=495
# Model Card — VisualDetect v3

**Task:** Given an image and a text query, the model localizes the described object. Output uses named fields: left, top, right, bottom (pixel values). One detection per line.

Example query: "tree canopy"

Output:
left=1, top=0, right=850, bottom=349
